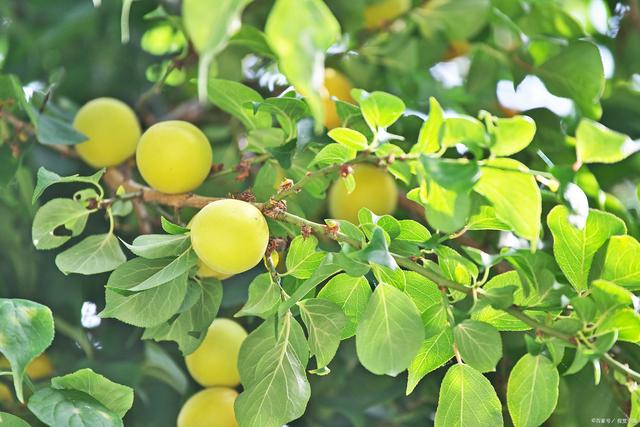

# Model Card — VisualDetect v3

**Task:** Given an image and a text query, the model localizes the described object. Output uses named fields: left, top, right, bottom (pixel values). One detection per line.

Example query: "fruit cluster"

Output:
left=178, top=319, right=247, bottom=427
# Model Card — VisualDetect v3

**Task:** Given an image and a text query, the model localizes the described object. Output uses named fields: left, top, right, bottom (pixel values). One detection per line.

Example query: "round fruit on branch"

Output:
left=136, top=120, right=213, bottom=194
left=328, top=163, right=398, bottom=224
left=185, top=319, right=247, bottom=388
left=321, top=68, right=354, bottom=130
left=73, top=97, right=141, bottom=168
left=177, top=387, right=239, bottom=427
left=190, top=199, right=269, bottom=275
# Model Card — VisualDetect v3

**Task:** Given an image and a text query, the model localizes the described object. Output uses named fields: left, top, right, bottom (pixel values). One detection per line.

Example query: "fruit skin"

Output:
left=187, top=219, right=233, bottom=280
left=185, top=319, right=247, bottom=387
left=363, top=0, right=411, bottom=30
left=196, top=260, right=232, bottom=280
left=190, top=199, right=269, bottom=275
left=322, top=68, right=354, bottom=130
left=328, top=164, right=398, bottom=224
left=177, top=387, right=239, bottom=427
left=73, top=98, right=141, bottom=168
left=136, top=120, right=213, bottom=194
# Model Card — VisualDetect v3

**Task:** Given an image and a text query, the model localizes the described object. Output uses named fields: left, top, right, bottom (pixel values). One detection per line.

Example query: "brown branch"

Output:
left=103, top=167, right=222, bottom=209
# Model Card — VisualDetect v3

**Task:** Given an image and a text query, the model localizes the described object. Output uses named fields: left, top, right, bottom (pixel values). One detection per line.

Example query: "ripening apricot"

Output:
left=177, top=387, right=239, bottom=427
left=196, top=260, right=233, bottom=280
left=0, top=354, right=54, bottom=380
left=363, top=0, right=411, bottom=29
left=190, top=199, right=269, bottom=275
left=322, top=68, right=354, bottom=130
left=185, top=318, right=247, bottom=387
left=328, top=164, right=398, bottom=224
left=187, top=219, right=233, bottom=280
left=0, top=383, right=13, bottom=404
left=136, top=120, right=212, bottom=194
left=73, top=98, right=141, bottom=167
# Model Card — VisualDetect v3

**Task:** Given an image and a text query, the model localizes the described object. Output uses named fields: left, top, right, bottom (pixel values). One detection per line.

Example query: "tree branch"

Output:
left=101, top=165, right=640, bottom=383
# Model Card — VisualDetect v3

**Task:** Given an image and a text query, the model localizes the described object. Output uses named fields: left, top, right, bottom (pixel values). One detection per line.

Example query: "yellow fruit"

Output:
left=196, top=261, right=233, bottom=280
left=0, top=383, right=13, bottom=404
left=363, top=0, right=411, bottom=29
left=73, top=98, right=141, bottom=168
left=322, top=68, right=354, bottom=130
left=177, top=387, right=239, bottom=427
left=185, top=319, right=247, bottom=387
left=187, top=219, right=233, bottom=280
left=0, top=354, right=54, bottom=380
left=190, top=199, right=269, bottom=275
left=136, top=120, right=213, bottom=194
left=328, top=164, right=398, bottom=224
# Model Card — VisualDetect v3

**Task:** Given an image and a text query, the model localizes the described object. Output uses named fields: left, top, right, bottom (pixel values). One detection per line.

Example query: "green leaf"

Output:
left=355, top=283, right=424, bottom=376
left=278, top=254, right=343, bottom=316
left=472, top=271, right=559, bottom=331
left=183, top=0, right=253, bottom=101
left=32, top=198, right=93, bottom=250
left=160, top=216, right=190, bottom=235
left=441, top=116, right=486, bottom=149
left=36, top=113, right=87, bottom=145
left=236, top=314, right=310, bottom=427
left=547, top=206, right=626, bottom=291
left=576, top=119, right=639, bottom=164
left=372, top=263, right=406, bottom=291
left=101, top=258, right=189, bottom=328
left=286, top=235, right=326, bottom=279
left=453, top=319, right=502, bottom=372
left=351, top=89, right=406, bottom=131
left=143, top=278, right=222, bottom=354
left=51, top=368, right=134, bottom=418
left=598, top=308, right=640, bottom=342
left=593, top=236, right=640, bottom=290
left=207, top=79, right=271, bottom=130
left=355, top=226, right=397, bottom=270
left=309, top=143, right=356, bottom=168
left=412, top=97, right=443, bottom=154
left=257, top=97, right=311, bottom=140
left=328, top=127, right=368, bottom=150
left=28, top=387, right=122, bottom=427
left=299, top=298, right=347, bottom=369
left=0, top=299, right=54, bottom=403
left=535, top=41, right=604, bottom=119
left=507, top=354, right=559, bottom=427
left=422, top=179, right=472, bottom=233
left=591, top=280, right=634, bottom=312
left=32, top=167, right=104, bottom=204
left=265, top=0, right=340, bottom=132
left=414, top=0, right=491, bottom=40
left=406, top=327, right=454, bottom=394
left=55, top=233, right=126, bottom=275
left=126, top=250, right=197, bottom=292
left=317, top=274, right=372, bottom=339
left=236, top=273, right=280, bottom=318
left=141, top=342, right=189, bottom=395
left=490, top=115, right=536, bottom=157
left=183, top=0, right=250, bottom=53
left=475, top=158, right=541, bottom=246
left=396, top=219, right=432, bottom=243
left=122, top=234, right=190, bottom=259
left=229, top=25, right=275, bottom=57
left=435, top=364, right=504, bottom=427
left=421, top=156, right=480, bottom=192
left=0, top=412, right=30, bottom=427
